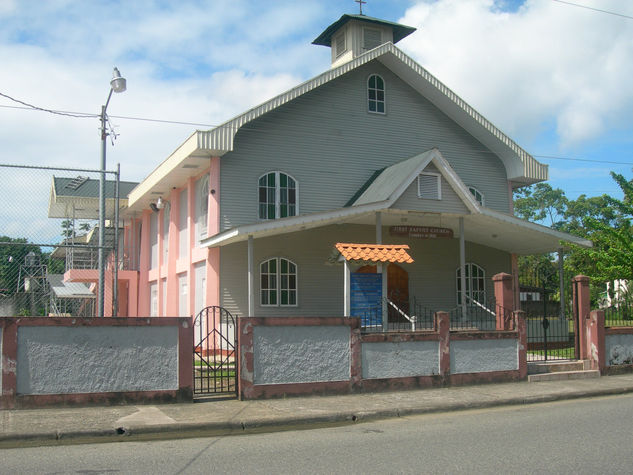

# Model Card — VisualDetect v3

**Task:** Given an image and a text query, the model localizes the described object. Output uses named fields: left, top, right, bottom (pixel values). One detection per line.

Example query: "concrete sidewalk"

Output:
left=3, top=373, right=633, bottom=448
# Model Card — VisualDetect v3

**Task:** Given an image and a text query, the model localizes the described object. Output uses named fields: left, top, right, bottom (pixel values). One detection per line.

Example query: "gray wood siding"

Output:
left=219, top=224, right=511, bottom=318
left=220, top=60, right=509, bottom=231
left=392, top=163, right=469, bottom=214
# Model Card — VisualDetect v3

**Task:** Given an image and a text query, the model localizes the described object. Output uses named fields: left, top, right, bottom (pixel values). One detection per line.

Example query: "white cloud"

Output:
left=398, top=0, right=633, bottom=148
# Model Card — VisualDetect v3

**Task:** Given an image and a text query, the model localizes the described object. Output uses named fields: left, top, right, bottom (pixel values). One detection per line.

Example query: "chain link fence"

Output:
left=0, top=163, right=120, bottom=317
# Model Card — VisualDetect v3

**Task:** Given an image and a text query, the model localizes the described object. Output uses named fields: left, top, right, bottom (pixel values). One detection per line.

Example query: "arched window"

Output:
left=258, top=172, right=298, bottom=220
left=195, top=175, right=209, bottom=239
left=367, top=74, right=385, bottom=114
left=260, top=257, right=297, bottom=306
left=468, top=186, right=485, bottom=206
left=456, top=263, right=486, bottom=305
left=162, top=200, right=170, bottom=263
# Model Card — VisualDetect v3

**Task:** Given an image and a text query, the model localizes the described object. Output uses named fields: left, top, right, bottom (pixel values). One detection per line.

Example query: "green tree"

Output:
left=0, top=236, right=41, bottom=295
left=572, top=172, right=633, bottom=283
left=514, top=183, right=568, bottom=229
left=61, top=219, right=74, bottom=238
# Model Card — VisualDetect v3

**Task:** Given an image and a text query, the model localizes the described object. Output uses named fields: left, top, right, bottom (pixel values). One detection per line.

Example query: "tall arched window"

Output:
left=456, top=263, right=486, bottom=305
left=260, top=257, right=297, bottom=306
left=258, top=172, right=298, bottom=220
left=368, top=74, right=385, bottom=114
left=195, top=175, right=209, bottom=239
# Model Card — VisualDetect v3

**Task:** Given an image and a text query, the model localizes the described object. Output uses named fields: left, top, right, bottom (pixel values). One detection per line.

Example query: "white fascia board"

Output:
left=428, top=152, right=481, bottom=213
left=200, top=201, right=391, bottom=248
left=378, top=148, right=480, bottom=214
left=127, top=131, right=217, bottom=213
left=480, top=208, right=593, bottom=248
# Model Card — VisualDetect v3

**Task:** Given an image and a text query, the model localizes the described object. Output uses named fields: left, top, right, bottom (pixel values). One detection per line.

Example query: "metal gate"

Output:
left=522, top=267, right=578, bottom=362
left=193, top=306, right=237, bottom=396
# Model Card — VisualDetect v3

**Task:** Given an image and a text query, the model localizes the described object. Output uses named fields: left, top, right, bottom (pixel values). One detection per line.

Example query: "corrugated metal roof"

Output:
left=133, top=41, right=547, bottom=207
left=312, top=14, right=416, bottom=46
left=53, top=177, right=138, bottom=199
left=352, top=150, right=436, bottom=206
left=46, top=274, right=95, bottom=298
left=196, top=42, right=546, bottom=185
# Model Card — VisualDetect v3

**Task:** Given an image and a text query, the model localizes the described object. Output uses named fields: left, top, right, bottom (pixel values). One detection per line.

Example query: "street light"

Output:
left=98, top=67, right=126, bottom=317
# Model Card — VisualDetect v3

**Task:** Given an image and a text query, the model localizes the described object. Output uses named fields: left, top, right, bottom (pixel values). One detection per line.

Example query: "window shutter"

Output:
left=418, top=173, right=441, bottom=200
left=335, top=33, right=346, bottom=57
left=363, top=28, right=382, bottom=50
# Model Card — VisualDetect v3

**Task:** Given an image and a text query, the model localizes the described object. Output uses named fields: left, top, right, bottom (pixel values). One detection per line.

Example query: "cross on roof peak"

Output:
left=355, top=0, right=367, bottom=15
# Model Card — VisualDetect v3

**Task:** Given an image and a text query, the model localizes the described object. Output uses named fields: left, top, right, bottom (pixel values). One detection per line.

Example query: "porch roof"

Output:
left=200, top=204, right=591, bottom=255
left=335, top=243, right=414, bottom=264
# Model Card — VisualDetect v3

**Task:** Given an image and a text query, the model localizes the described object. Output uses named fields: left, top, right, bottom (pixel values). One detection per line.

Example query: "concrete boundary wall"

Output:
left=1, top=317, right=193, bottom=409
left=238, top=312, right=526, bottom=399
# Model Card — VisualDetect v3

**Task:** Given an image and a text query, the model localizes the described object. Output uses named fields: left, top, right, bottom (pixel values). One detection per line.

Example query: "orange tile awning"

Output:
left=335, top=243, right=414, bottom=264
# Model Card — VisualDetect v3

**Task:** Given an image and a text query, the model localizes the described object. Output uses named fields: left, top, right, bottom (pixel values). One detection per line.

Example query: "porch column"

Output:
left=459, top=217, right=466, bottom=318
left=247, top=235, right=254, bottom=317
left=376, top=212, right=387, bottom=329
left=344, top=259, right=350, bottom=316
left=558, top=249, right=565, bottom=320
left=573, top=275, right=591, bottom=360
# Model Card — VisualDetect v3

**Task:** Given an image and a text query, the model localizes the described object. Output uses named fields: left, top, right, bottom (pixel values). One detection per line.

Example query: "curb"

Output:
left=2, top=385, right=633, bottom=448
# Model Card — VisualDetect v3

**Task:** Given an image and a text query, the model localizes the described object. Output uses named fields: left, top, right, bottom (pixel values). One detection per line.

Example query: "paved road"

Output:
left=3, top=394, right=633, bottom=474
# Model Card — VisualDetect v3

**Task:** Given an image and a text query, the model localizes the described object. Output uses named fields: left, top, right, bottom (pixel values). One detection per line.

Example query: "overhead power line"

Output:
left=0, top=92, right=97, bottom=119
left=552, top=0, right=633, bottom=20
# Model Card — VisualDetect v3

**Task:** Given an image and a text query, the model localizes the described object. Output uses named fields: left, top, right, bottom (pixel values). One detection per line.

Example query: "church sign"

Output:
left=389, top=226, right=454, bottom=239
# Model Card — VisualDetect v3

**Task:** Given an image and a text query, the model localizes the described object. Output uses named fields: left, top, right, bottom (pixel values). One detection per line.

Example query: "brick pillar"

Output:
left=350, top=318, right=362, bottom=392
left=436, top=312, right=450, bottom=378
left=514, top=310, right=528, bottom=379
left=493, top=273, right=514, bottom=330
left=585, top=310, right=605, bottom=372
left=237, top=317, right=254, bottom=400
left=0, top=319, right=18, bottom=409
left=573, top=275, right=591, bottom=360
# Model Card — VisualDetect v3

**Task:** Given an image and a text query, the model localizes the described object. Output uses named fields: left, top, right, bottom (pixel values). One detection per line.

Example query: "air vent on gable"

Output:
left=417, top=173, right=441, bottom=200
left=182, top=164, right=200, bottom=169
left=335, top=33, right=346, bottom=58
left=363, top=28, right=382, bottom=51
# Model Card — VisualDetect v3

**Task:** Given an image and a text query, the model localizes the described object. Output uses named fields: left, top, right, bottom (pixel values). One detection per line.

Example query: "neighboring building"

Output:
left=600, top=280, right=630, bottom=308
left=53, top=13, right=591, bottom=321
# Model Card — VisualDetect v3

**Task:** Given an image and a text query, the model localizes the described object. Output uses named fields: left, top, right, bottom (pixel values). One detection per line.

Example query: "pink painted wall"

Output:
left=124, top=157, right=220, bottom=319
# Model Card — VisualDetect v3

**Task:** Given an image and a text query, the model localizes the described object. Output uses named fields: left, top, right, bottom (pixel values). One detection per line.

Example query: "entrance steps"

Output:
left=527, top=360, right=600, bottom=382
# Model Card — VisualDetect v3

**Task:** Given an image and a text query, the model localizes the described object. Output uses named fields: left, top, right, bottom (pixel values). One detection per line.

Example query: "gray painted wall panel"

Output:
left=17, top=326, right=179, bottom=394
left=361, top=340, right=439, bottom=379
left=606, top=334, right=633, bottom=366
left=220, top=60, right=509, bottom=231
left=220, top=224, right=511, bottom=318
left=0, top=327, right=2, bottom=394
left=450, top=339, right=518, bottom=374
left=253, top=325, right=350, bottom=384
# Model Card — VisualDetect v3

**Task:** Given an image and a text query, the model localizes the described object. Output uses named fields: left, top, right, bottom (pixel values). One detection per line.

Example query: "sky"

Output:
left=0, top=0, right=632, bottom=242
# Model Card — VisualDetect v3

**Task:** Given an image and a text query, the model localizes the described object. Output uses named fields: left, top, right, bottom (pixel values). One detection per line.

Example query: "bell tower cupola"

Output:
left=312, top=13, right=416, bottom=68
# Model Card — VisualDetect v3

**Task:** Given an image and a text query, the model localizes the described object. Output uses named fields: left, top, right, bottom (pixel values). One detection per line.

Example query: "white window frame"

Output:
left=258, top=171, right=299, bottom=220
left=149, top=210, right=158, bottom=269
left=367, top=74, right=385, bottom=115
left=260, top=257, right=298, bottom=307
left=195, top=174, right=209, bottom=240
left=150, top=281, right=158, bottom=317
left=162, top=200, right=171, bottom=264
left=417, top=172, right=442, bottom=200
left=468, top=186, right=485, bottom=206
left=456, top=263, right=486, bottom=306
